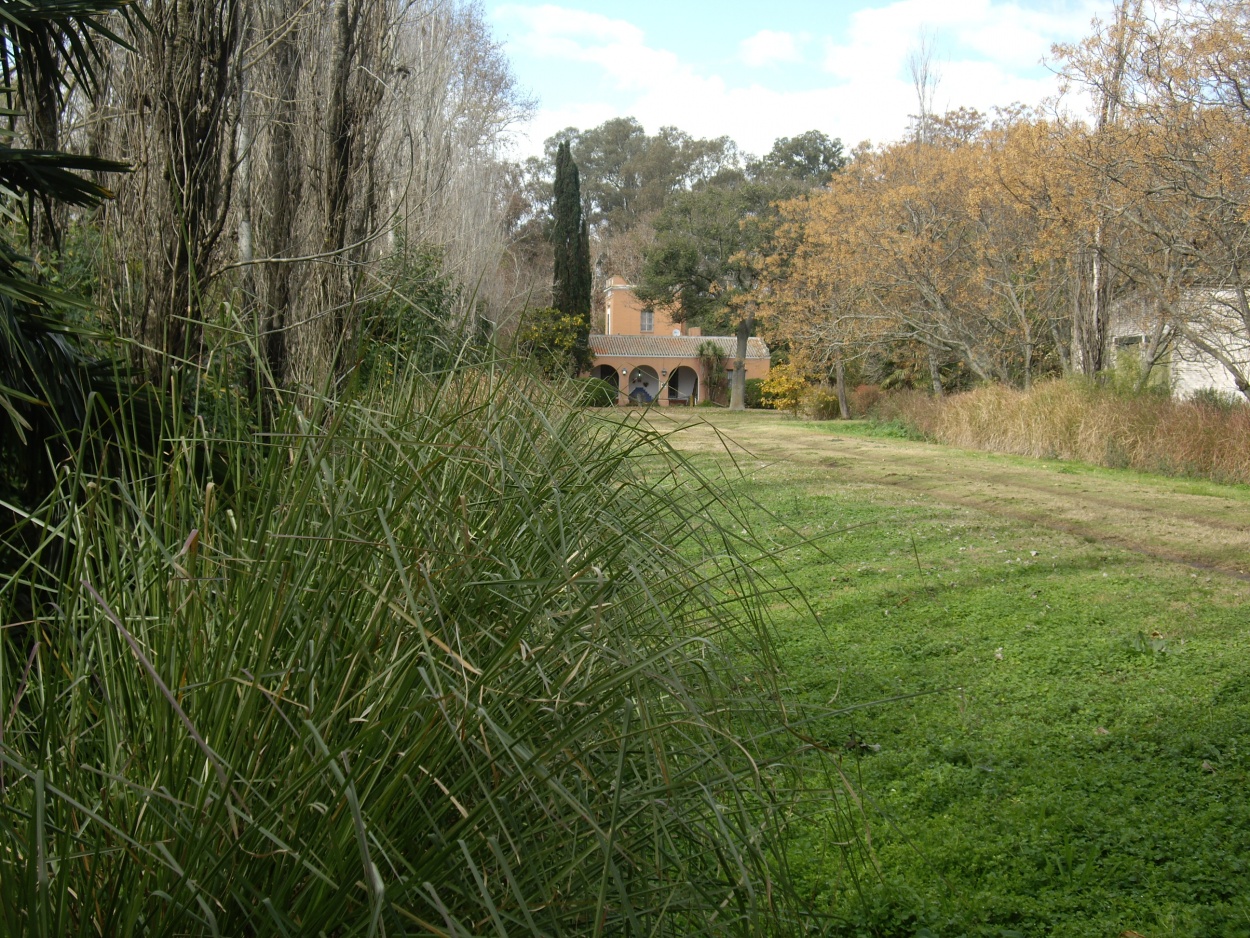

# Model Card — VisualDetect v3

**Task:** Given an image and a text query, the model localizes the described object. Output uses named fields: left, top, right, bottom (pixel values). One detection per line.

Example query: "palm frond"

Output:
left=0, top=148, right=128, bottom=206
left=0, top=0, right=137, bottom=101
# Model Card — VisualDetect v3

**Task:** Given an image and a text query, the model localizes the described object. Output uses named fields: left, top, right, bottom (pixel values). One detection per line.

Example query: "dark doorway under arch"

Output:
left=667, top=366, right=698, bottom=405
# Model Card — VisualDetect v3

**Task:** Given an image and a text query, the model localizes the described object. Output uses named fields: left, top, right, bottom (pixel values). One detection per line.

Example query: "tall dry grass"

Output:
left=876, top=380, right=1250, bottom=484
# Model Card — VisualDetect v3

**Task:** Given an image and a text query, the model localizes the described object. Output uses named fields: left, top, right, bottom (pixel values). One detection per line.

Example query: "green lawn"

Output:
left=666, top=413, right=1250, bottom=937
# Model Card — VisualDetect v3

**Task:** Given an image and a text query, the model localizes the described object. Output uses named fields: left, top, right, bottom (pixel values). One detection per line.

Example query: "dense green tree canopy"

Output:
left=754, top=130, right=846, bottom=184
left=546, top=118, right=743, bottom=234
left=633, top=129, right=846, bottom=409
left=635, top=177, right=801, bottom=331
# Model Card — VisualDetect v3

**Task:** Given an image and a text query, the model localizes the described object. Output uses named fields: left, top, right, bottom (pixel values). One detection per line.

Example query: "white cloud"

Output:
left=495, top=2, right=1104, bottom=158
left=495, top=5, right=690, bottom=94
left=740, top=30, right=804, bottom=67
left=822, top=0, right=1102, bottom=76
left=814, top=0, right=1104, bottom=142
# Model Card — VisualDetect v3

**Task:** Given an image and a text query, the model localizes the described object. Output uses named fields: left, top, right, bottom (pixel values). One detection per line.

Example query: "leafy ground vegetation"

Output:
left=658, top=410, right=1250, bottom=938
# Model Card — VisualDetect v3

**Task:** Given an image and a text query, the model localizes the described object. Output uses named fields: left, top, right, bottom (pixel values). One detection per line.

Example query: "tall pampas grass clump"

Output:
left=1, top=362, right=841, bottom=936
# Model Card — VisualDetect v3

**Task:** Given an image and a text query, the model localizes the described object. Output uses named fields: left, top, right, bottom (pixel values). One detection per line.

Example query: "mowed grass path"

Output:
left=651, top=410, right=1250, bottom=937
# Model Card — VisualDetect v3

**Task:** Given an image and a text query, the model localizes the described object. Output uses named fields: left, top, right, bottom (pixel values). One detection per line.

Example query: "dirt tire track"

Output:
left=651, top=411, right=1250, bottom=579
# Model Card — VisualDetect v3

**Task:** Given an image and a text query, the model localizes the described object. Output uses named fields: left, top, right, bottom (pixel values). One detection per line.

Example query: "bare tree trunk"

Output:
left=730, top=312, right=752, bottom=411
left=1072, top=0, right=1138, bottom=381
left=1050, top=316, right=1072, bottom=374
left=285, top=0, right=391, bottom=393
left=1130, top=306, right=1172, bottom=393
left=928, top=349, right=943, bottom=396
left=1022, top=322, right=1033, bottom=391
left=835, top=359, right=850, bottom=418
left=237, top=39, right=258, bottom=406
left=252, top=6, right=304, bottom=402
left=1073, top=241, right=1115, bottom=378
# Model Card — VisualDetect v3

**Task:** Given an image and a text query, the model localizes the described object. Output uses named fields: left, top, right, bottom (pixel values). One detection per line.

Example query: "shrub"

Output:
left=698, top=341, right=729, bottom=404
left=358, top=241, right=475, bottom=383
left=760, top=363, right=807, bottom=411
left=1109, top=348, right=1171, bottom=398
left=515, top=305, right=593, bottom=378
left=877, top=378, right=1250, bottom=484
left=850, top=384, right=882, bottom=418
left=745, top=377, right=765, bottom=408
left=1189, top=386, right=1245, bottom=412
left=800, top=384, right=842, bottom=420
left=1, top=364, right=839, bottom=935
left=575, top=375, right=617, bottom=406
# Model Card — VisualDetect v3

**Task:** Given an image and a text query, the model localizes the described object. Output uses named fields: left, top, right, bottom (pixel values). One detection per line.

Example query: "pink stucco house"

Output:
left=588, top=276, right=770, bottom=405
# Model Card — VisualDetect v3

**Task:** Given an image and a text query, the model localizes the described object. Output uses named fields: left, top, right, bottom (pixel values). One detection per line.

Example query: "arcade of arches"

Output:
left=589, top=363, right=704, bottom=405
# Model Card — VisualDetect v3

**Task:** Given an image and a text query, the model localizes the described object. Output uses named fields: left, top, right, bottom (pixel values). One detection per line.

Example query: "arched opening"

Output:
left=583, top=364, right=621, bottom=406
left=594, top=364, right=620, bottom=389
left=627, top=365, right=659, bottom=404
left=667, top=366, right=698, bottom=405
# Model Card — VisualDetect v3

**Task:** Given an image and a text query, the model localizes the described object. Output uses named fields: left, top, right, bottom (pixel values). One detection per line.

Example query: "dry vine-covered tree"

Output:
left=99, top=0, right=244, bottom=371
left=76, top=0, right=526, bottom=400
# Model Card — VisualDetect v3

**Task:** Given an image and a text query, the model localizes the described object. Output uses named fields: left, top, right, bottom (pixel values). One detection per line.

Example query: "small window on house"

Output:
left=640, top=310, right=654, bottom=332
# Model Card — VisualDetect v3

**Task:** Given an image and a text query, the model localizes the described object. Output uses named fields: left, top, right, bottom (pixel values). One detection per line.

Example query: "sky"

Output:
left=484, top=0, right=1111, bottom=158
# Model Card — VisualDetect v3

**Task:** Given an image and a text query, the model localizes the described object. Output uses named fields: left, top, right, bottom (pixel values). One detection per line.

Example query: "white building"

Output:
left=1110, top=291, right=1250, bottom=399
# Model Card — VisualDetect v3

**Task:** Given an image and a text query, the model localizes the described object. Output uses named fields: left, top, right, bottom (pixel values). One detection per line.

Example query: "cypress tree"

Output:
left=576, top=216, right=591, bottom=319
left=551, top=141, right=592, bottom=372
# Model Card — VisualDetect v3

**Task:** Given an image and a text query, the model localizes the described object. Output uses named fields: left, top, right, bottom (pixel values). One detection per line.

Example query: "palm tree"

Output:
left=0, top=0, right=133, bottom=496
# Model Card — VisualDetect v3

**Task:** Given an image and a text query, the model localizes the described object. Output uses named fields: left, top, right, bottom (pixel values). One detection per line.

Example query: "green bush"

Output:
left=1, top=363, right=840, bottom=935
left=358, top=241, right=480, bottom=383
left=866, top=417, right=929, bottom=440
left=745, top=377, right=764, bottom=408
left=515, top=306, right=593, bottom=378
left=1189, top=386, right=1246, bottom=411
left=575, top=375, right=617, bottom=406
left=698, top=341, right=729, bottom=405
left=1109, top=347, right=1172, bottom=398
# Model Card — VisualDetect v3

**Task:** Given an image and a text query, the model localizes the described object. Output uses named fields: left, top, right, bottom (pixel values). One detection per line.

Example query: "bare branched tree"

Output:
left=385, top=3, right=531, bottom=324
left=100, top=0, right=245, bottom=372
left=908, top=29, right=941, bottom=147
left=239, top=0, right=526, bottom=397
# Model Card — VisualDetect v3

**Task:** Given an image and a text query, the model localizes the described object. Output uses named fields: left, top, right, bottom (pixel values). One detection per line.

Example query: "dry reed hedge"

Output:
left=875, top=380, right=1250, bottom=484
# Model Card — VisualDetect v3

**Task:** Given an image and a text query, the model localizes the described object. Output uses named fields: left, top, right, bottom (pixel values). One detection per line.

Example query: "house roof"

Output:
left=590, top=334, right=770, bottom=360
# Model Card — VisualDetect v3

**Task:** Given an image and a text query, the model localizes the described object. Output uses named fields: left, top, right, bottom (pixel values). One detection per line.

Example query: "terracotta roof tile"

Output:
left=589, top=334, right=770, bottom=359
